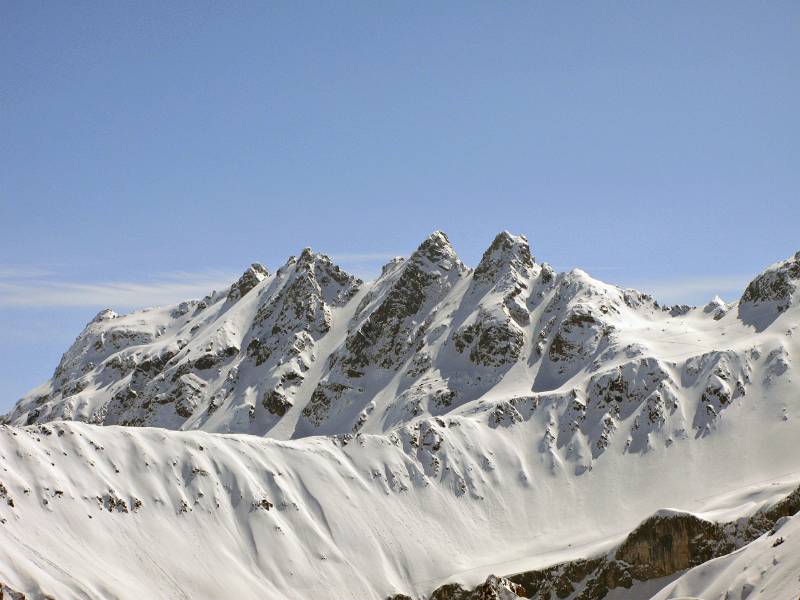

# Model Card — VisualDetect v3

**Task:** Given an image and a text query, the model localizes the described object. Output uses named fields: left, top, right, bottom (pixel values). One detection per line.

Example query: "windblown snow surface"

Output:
left=2, top=232, right=800, bottom=599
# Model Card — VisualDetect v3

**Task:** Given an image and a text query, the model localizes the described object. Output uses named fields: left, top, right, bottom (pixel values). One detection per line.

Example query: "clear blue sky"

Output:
left=1, top=2, right=798, bottom=411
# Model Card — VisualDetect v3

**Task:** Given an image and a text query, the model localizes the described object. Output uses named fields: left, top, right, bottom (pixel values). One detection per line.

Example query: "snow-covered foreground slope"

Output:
left=1, top=403, right=800, bottom=599
left=3, top=233, right=800, bottom=599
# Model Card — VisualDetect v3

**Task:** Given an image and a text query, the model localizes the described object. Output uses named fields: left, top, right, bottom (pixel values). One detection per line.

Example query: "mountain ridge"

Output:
left=2, top=233, right=800, bottom=599
left=5, top=232, right=799, bottom=452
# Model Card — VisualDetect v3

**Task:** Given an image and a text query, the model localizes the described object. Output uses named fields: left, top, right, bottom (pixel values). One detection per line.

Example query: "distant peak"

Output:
left=700, top=295, right=728, bottom=321
left=707, top=294, right=726, bottom=307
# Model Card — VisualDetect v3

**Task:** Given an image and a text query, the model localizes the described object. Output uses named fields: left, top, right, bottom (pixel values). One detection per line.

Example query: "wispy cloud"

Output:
left=0, top=269, right=237, bottom=309
left=0, top=265, right=55, bottom=279
left=621, top=274, right=751, bottom=305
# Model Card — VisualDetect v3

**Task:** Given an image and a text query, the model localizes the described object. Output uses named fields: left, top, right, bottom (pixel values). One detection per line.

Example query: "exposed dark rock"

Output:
left=194, top=354, right=218, bottom=370
left=739, top=251, right=800, bottom=329
left=669, top=304, right=692, bottom=317
left=227, top=263, right=269, bottom=302
left=341, top=231, right=463, bottom=373
left=262, top=389, right=292, bottom=417
left=473, top=231, right=534, bottom=284
left=548, top=310, right=606, bottom=366
left=453, top=316, right=524, bottom=368
left=302, top=382, right=356, bottom=426
left=741, top=252, right=800, bottom=308
left=507, top=485, right=800, bottom=599
left=252, top=498, right=273, bottom=511
left=1, top=581, right=55, bottom=600
left=429, top=575, right=526, bottom=599
left=387, top=574, right=525, bottom=600
left=246, top=338, right=271, bottom=366
left=539, top=263, right=555, bottom=284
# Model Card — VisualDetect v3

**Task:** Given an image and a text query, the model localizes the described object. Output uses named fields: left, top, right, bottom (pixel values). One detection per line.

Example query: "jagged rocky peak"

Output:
left=293, top=247, right=363, bottom=306
left=473, top=230, right=535, bottom=285
left=740, top=251, right=800, bottom=310
left=408, top=230, right=464, bottom=273
left=703, top=295, right=728, bottom=320
left=227, top=262, right=269, bottom=302
left=249, top=249, right=361, bottom=356
left=449, top=232, right=538, bottom=371
left=301, top=232, right=469, bottom=430
left=346, top=231, right=466, bottom=360
left=738, top=250, right=800, bottom=330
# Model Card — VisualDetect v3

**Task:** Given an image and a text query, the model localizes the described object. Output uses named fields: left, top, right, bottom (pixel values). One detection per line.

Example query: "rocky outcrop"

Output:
left=227, top=263, right=269, bottom=302
left=473, top=231, right=536, bottom=290
left=300, top=232, right=467, bottom=430
left=387, top=575, right=526, bottom=600
left=452, top=314, right=524, bottom=368
left=739, top=251, right=800, bottom=329
left=614, top=511, right=730, bottom=580
left=342, top=231, right=464, bottom=372
left=741, top=251, right=800, bottom=308
left=1, top=582, right=53, bottom=600
left=450, top=233, right=536, bottom=370
left=507, top=485, right=800, bottom=599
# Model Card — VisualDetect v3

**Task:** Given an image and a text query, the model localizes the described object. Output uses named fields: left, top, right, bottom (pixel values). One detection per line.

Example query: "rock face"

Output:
left=227, top=263, right=269, bottom=302
left=342, top=231, right=465, bottom=372
left=741, top=252, right=800, bottom=308
left=1, top=582, right=46, bottom=600
left=506, top=485, right=800, bottom=599
left=739, top=251, right=800, bottom=329
left=613, top=511, right=729, bottom=580
left=387, top=575, right=526, bottom=600
left=4, top=236, right=800, bottom=458
left=452, top=232, right=536, bottom=369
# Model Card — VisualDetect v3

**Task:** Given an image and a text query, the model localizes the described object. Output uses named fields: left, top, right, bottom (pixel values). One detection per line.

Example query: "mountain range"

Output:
left=2, top=231, right=800, bottom=599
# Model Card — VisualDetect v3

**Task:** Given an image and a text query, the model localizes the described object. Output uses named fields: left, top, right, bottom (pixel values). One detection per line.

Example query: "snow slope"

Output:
left=2, top=234, right=800, bottom=599
left=1, top=411, right=799, bottom=599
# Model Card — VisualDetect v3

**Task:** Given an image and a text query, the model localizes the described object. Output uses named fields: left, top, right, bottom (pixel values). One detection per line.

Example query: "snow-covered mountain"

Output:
left=9, top=232, right=800, bottom=451
left=2, top=232, right=800, bottom=599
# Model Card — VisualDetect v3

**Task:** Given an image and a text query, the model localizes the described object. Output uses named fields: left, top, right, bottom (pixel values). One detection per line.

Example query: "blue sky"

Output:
left=1, top=2, right=798, bottom=411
